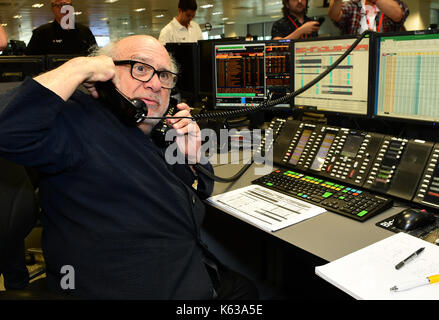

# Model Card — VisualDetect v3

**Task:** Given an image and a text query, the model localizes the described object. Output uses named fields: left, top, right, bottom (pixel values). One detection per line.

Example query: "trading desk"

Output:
left=203, top=115, right=439, bottom=299
left=203, top=155, right=403, bottom=299
left=209, top=161, right=399, bottom=262
left=204, top=116, right=439, bottom=266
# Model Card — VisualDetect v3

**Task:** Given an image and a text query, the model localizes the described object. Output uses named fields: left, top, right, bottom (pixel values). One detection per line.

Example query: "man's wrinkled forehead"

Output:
left=114, top=36, right=172, bottom=68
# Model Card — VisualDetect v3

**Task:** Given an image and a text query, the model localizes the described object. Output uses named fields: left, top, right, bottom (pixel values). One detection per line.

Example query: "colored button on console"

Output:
left=357, top=210, right=368, bottom=217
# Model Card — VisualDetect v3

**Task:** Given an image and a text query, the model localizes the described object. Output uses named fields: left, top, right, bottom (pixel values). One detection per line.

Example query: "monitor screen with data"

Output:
left=374, top=31, right=439, bottom=124
left=213, top=40, right=294, bottom=109
left=213, top=42, right=266, bottom=109
left=264, top=40, right=293, bottom=108
left=293, top=36, right=371, bottom=116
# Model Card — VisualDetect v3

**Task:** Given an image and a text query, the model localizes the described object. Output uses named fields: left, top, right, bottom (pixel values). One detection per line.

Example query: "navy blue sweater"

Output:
left=0, top=79, right=216, bottom=299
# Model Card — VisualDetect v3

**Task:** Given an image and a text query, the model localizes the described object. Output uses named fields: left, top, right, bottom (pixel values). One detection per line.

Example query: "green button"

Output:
left=266, top=182, right=273, bottom=186
left=339, top=196, right=345, bottom=200
left=322, top=192, right=333, bottom=198
left=298, top=193, right=303, bottom=196
left=357, top=210, right=368, bottom=217
left=325, top=182, right=334, bottom=186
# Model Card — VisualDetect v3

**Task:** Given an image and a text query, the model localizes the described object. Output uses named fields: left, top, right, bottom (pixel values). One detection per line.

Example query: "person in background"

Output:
left=25, top=0, right=97, bottom=55
left=0, top=157, right=37, bottom=291
left=0, top=25, right=7, bottom=51
left=245, top=33, right=254, bottom=41
left=159, top=0, right=203, bottom=45
left=271, top=0, right=320, bottom=40
left=328, top=0, right=409, bottom=35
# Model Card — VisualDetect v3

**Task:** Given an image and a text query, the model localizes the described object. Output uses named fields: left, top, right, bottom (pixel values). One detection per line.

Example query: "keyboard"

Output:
left=252, top=169, right=393, bottom=221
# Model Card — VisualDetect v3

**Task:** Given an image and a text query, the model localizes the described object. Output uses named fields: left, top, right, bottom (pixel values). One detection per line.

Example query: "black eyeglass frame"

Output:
left=113, top=60, right=178, bottom=89
left=51, top=2, right=72, bottom=8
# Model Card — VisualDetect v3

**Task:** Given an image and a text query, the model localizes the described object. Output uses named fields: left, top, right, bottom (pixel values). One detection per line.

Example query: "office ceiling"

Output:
left=1, top=0, right=437, bottom=45
left=0, top=0, right=334, bottom=45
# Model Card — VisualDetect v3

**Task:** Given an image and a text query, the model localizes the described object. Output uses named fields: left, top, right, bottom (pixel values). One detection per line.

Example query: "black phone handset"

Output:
left=95, top=80, right=148, bottom=127
left=95, top=80, right=180, bottom=147
left=150, top=97, right=179, bottom=148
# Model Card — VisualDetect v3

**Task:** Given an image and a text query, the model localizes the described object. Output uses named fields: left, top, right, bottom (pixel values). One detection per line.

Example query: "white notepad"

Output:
left=206, top=185, right=326, bottom=232
left=315, top=232, right=439, bottom=300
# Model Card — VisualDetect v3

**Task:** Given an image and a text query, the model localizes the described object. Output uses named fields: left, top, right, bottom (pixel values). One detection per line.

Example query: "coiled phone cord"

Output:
left=193, top=31, right=373, bottom=182
left=192, top=30, right=372, bottom=122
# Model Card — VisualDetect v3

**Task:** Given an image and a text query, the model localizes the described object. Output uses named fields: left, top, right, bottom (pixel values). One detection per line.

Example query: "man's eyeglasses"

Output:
left=51, top=2, right=71, bottom=8
left=114, top=60, right=178, bottom=89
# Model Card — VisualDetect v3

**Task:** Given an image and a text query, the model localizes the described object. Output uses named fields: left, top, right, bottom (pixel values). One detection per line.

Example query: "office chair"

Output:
left=0, top=157, right=59, bottom=299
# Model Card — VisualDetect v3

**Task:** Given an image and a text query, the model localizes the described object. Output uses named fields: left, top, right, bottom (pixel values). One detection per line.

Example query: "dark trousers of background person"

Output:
left=1, top=240, right=29, bottom=290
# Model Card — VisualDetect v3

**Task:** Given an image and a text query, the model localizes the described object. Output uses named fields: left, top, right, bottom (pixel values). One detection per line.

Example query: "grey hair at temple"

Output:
left=88, top=39, right=179, bottom=74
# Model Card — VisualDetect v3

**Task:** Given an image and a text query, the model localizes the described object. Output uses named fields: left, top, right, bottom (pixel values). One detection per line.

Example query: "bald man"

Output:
left=0, top=35, right=257, bottom=299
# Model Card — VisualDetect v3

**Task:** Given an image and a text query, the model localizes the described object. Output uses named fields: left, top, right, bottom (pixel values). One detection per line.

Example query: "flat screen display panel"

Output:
left=374, top=31, right=439, bottom=123
left=213, top=42, right=266, bottom=109
left=293, top=36, right=371, bottom=115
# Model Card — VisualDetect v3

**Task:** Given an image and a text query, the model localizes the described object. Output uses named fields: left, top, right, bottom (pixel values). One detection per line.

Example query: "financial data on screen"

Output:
left=294, top=37, right=370, bottom=115
left=375, top=33, right=439, bottom=123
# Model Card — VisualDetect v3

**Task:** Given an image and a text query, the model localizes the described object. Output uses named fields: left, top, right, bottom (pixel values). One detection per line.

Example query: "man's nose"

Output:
left=143, top=73, right=162, bottom=92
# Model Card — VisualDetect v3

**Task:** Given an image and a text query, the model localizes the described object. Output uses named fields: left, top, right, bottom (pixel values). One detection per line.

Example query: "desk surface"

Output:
left=210, top=161, right=400, bottom=262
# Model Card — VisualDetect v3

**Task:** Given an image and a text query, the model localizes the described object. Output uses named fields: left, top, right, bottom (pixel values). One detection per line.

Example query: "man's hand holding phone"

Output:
left=167, top=103, right=201, bottom=164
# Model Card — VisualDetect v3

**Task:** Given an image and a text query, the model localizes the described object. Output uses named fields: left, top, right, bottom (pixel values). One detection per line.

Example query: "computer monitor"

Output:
left=0, top=56, right=45, bottom=82
left=374, top=30, right=439, bottom=124
left=198, top=39, right=216, bottom=99
left=212, top=40, right=294, bottom=110
left=46, top=54, right=81, bottom=71
left=165, top=42, right=199, bottom=104
left=213, top=41, right=267, bottom=109
left=197, top=38, right=245, bottom=105
left=293, top=35, right=372, bottom=116
left=264, top=40, right=293, bottom=109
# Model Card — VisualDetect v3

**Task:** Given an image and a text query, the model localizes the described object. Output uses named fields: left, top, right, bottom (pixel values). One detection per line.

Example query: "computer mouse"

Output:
left=393, top=208, right=436, bottom=231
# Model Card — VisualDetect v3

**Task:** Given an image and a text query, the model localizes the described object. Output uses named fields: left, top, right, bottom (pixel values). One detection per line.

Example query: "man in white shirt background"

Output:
left=159, top=0, right=204, bottom=45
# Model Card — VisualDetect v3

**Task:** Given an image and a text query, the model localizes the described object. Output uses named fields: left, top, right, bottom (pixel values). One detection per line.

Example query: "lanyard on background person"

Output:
left=364, top=3, right=384, bottom=32
left=287, top=15, right=308, bottom=39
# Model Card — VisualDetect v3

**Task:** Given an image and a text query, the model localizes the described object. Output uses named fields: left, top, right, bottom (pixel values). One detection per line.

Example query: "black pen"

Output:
left=395, top=247, right=425, bottom=270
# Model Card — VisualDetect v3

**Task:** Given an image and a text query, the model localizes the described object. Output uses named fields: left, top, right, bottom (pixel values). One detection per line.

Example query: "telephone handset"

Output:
left=150, top=97, right=178, bottom=148
left=95, top=80, right=179, bottom=147
left=95, top=80, right=149, bottom=127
